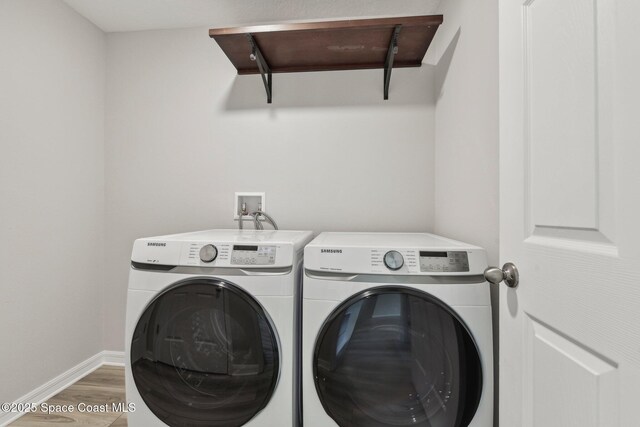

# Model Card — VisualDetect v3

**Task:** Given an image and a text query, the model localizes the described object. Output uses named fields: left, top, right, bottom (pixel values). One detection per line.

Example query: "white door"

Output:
left=499, top=0, right=640, bottom=426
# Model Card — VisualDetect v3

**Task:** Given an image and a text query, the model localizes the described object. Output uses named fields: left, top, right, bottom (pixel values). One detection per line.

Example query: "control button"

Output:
left=383, top=250, right=404, bottom=271
left=199, top=244, right=218, bottom=263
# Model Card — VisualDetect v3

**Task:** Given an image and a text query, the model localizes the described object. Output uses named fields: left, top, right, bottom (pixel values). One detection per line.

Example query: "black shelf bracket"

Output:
left=246, top=33, right=272, bottom=103
left=384, top=25, right=402, bottom=100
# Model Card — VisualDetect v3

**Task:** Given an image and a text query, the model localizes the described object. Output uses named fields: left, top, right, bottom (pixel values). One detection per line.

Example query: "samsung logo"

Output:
left=147, top=242, right=166, bottom=247
left=321, top=249, right=342, bottom=254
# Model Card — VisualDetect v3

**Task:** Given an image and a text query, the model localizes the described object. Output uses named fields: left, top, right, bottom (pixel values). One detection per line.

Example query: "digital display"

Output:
left=419, top=251, right=469, bottom=273
left=233, top=245, right=258, bottom=251
left=419, top=251, right=448, bottom=258
left=231, top=245, right=276, bottom=266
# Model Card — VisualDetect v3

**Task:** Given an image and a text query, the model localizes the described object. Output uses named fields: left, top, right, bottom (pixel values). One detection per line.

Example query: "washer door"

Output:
left=313, top=287, right=482, bottom=427
left=130, top=278, right=280, bottom=427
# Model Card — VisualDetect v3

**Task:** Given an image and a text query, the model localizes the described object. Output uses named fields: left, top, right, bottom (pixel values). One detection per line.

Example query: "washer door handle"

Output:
left=484, top=262, right=519, bottom=288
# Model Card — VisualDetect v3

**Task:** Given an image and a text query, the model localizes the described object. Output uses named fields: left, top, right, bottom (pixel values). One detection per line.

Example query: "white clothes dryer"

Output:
left=125, top=229, right=313, bottom=427
left=302, top=232, right=493, bottom=427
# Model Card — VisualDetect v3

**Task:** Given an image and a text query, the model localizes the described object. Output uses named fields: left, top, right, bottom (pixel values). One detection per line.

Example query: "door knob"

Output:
left=484, top=262, right=519, bottom=288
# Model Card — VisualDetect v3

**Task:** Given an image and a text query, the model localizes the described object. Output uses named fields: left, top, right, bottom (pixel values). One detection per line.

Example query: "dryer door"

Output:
left=130, top=278, right=280, bottom=427
left=314, top=287, right=482, bottom=427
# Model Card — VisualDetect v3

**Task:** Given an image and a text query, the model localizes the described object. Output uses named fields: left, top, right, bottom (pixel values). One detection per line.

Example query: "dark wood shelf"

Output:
left=209, top=15, right=443, bottom=103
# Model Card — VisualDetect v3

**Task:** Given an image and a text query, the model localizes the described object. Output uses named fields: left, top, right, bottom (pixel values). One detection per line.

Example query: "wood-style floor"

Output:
left=10, top=365, right=127, bottom=426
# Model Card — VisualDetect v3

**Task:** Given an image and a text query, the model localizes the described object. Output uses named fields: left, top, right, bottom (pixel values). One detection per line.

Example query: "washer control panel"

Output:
left=231, top=245, right=276, bottom=266
left=138, top=238, right=295, bottom=268
left=419, top=251, right=469, bottom=272
left=199, top=244, right=218, bottom=263
left=383, top=250, right=404, bottom=271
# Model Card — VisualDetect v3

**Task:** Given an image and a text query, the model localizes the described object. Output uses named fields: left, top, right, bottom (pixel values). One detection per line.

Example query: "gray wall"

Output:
left=0, top=0, right=105, bottom=403
left=428, top=0, right=499, bottom=423
left=104, top=27, right=437, bottom=350
left=429, top=0, right=499, bottom=266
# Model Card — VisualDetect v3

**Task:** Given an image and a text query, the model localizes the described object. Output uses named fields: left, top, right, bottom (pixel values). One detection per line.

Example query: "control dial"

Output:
left=383, top=250, right=404, bottom=271
left=199, top=244, right=218, bottom=263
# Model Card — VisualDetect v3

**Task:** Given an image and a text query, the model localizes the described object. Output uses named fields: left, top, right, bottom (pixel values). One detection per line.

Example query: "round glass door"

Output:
left=130, top=278, right=280, bottom=427
left=314, top=287, right=482, bottom=427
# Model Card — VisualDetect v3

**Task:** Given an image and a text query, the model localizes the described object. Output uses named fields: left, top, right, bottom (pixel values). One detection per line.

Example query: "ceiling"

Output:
left=63, top=0, right=443, bottom=33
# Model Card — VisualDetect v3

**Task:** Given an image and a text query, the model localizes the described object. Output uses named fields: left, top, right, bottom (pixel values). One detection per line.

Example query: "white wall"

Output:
left=103, top=27, right=436, bottom=350
left=429, top=0, right=499, bottom=264
left=429, top=0, right=499, bottom=423
left=0, top=0, right=105, bottom=403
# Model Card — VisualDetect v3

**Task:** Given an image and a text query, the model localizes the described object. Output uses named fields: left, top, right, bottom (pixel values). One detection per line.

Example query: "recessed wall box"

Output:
left=234, top=192, right=266, bottom=221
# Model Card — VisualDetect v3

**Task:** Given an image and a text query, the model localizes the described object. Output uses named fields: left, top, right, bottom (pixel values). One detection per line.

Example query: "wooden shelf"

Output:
left=209, top=15, right=443, bottom=103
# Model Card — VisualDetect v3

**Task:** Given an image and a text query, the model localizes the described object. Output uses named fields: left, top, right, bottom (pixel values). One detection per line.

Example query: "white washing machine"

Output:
left=125, top=229, right=313, bottom=427
left=302, top=232, right=493, bottom=427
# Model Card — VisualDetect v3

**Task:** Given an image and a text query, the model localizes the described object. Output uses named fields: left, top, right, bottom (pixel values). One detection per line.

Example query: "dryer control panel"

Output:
left=304, top=232, right=487, bottom=276
left=419, top=251, right=469, bottom=272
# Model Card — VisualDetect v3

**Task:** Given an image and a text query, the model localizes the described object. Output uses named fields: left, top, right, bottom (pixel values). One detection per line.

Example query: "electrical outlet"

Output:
left=234, top=192, right=265, bottom=221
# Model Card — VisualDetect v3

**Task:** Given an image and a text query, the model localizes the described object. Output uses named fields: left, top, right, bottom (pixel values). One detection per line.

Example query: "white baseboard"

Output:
left=0, top=350, right=125, bottom=426
left=101, top=350, right=125, bottom=366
